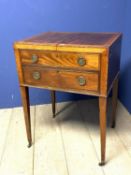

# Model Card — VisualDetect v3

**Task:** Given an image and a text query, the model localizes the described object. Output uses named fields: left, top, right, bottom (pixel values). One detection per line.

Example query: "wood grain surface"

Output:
left=20, top=50, right=100, bottom=71
left=14, top=32, right=122, bottom=165
left=18, top=32, right=121, bottom=47
left=22, top=65, right=99, bottom=92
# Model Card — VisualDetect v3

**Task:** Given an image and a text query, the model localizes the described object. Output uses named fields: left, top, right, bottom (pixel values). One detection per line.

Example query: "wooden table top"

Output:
left=17, top=32, right=121, bottom=48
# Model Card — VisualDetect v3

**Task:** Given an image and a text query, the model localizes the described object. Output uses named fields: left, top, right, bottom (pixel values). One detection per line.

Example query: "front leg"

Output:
left=99, top=97, right=107, bottom=165
left=20, top=86, right=32, bottom=147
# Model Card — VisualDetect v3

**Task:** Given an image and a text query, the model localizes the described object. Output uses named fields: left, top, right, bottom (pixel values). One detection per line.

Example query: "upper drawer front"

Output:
left=58, top=52, right=100, bottom=70
left=20, top=50, right=100, bottom=71
left=22, top=66, right=99, bottom=92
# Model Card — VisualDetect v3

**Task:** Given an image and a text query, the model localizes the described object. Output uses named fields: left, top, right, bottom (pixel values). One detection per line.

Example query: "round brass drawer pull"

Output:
left=32, top=54, right=38, bottom=63
left=77, top=57, right=86, bottom=66
left=32, top=71, right=41, bottom=80
left=77, top=76, right=86, bottom=86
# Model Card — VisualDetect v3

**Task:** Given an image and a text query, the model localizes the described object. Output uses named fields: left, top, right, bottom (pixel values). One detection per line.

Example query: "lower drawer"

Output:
left=22, top=66, right=99, bottom=92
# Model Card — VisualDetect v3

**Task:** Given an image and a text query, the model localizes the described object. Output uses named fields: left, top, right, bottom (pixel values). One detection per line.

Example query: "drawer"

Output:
left=58, top=52, right=100, bottom=70
left=22, top=66, right=99, bottom=92
left=20, top=50, right=100, bottom=71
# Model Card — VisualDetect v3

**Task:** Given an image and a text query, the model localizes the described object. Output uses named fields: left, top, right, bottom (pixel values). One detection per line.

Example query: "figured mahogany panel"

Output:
left=22, top=65, right=99, bottom=92
left=58, top=52, right=100, bottom=71
left=20, top=50, right=100, bottom=71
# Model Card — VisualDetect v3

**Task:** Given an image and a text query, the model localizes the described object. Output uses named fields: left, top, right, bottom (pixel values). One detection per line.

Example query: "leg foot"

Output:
left=20, top=86, right=32, bottom=147
left=111, top=121, right=116, bottom=128
left=27, top=142, right=32, bottom=148
left=53, top=113, right=56, bottom=118
left=99, top=161, right=105, bottom=166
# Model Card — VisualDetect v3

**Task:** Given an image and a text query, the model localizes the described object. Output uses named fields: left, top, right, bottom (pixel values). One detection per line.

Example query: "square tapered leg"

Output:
left=111, top=77, right=118, bottom=128
left=99, top=97, right=107, bottom=165
left=50, top=90, right=56, bottom=118
left=20, top=86, right=32, bottom=147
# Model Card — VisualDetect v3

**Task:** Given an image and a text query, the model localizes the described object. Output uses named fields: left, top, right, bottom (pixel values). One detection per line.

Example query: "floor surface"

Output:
left=0, top=99, right=131, bottom=175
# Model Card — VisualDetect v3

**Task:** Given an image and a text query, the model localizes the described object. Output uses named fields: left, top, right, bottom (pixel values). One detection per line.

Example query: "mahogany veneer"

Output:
left=14, top=32, right=122, bottom=165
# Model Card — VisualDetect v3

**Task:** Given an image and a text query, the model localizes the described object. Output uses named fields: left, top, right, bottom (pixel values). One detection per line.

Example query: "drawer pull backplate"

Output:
left=33, top=71, right=41, bottom=80
left=32, top=54, right=38, bottom=63
left=77, top=76, right=86, bottom=86
left=77, top=57, right=86, bottom=66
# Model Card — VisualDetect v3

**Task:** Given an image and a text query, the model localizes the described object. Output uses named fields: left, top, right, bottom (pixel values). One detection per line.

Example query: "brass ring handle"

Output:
left=77, top=57, right=86, bottom=66
left=77, top=76, right=86, bottom=86
left=32, top=71, right=41, bottom=80
left=32, top=54, right=38, bottom=63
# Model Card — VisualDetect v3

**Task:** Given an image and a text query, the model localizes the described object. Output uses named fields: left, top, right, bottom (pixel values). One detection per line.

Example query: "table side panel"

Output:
left=14, top=48, right=24, bottom=84
left=107, top=37, right=122, bottom=93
